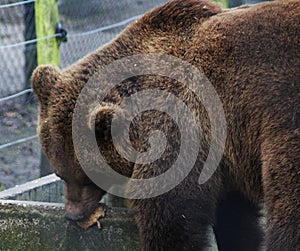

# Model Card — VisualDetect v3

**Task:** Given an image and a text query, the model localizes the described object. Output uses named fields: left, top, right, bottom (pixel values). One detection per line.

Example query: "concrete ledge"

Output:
left=0, top=174, right=63, bottom=203
left=0, top=200, right=140, bottom=250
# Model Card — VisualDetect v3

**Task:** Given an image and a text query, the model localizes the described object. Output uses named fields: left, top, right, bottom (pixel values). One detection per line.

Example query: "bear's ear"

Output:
left=31, top=64, right=61, bottom=106
left=89, top=103, right=127, bottom=141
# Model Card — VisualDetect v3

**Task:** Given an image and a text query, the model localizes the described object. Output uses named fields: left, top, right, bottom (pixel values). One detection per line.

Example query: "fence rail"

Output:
left=0, top=34, right=60, bottom=50
left=0, top=135, right=38, bottom=150
left=0, top=0, right=35, bottom=9
left=67, top=14, right=143, bottom=39
left=0, top=89, right=32, bottom=102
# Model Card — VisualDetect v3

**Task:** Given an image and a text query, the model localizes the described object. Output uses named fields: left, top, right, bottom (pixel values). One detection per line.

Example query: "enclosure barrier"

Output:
left=0, top=174, right=140, bottom=250
left=0, top=201, right=140, bottom=250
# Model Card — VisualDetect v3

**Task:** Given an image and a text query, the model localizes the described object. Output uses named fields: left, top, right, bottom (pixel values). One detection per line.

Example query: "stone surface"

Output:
left=0, top=201, right=140, bottom=251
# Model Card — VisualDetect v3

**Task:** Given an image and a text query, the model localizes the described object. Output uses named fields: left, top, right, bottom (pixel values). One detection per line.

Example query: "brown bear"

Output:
left=31, top=0, right=300, bottom=250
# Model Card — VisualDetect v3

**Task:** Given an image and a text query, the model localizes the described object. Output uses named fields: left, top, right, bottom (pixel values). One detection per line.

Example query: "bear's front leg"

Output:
left=129, top=186, right=215, bottom=251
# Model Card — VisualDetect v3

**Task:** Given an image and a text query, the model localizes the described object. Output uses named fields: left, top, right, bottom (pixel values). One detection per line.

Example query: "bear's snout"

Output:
left=63, top=182, right=106, bottom=222
left=65, top=199, right=92, bottom=221
left=65, top=210, right=86, bottom=221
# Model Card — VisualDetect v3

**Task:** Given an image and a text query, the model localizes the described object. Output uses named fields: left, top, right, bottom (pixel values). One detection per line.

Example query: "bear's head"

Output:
left=31, top=65, right=132, bottom=221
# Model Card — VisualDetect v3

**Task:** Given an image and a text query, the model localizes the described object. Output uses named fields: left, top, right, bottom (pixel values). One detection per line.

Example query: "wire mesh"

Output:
left=0, top=0, right=27, bottom=97
left=58, top=0, right=166, bottom=68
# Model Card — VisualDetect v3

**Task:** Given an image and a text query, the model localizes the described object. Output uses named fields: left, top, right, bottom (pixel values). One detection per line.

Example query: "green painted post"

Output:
left=34, top=0, right=60, bottom=176
left=213, top=0, right=229, bottom=8
left=35, top=0, right=60, bottom=66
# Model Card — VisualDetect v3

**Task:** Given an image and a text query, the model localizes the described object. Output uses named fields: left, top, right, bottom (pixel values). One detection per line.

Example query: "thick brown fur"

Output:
left=32, top=0, right=300, bottom=250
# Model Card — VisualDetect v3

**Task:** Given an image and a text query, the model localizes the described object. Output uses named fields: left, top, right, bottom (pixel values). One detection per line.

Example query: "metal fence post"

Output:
left=24, top=1, right=37, bottom=103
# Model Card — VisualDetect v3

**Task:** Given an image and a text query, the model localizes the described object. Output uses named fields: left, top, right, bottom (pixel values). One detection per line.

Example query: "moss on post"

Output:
left=35, top=0, right=61, bottom=176
left=213, top=0, right=228, bottom=8
left=35, top=0, right=60, bottom=66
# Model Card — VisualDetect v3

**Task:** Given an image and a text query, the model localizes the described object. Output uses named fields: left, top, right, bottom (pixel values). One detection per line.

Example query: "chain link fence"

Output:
left=0, top=0, right=167, bottom=98
left=59, top=0, right=168, bottom=68
left=0, top=0, right=29, bottom=97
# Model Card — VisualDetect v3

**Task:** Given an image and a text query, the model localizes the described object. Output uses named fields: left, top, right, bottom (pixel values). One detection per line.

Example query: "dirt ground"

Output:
left=0, top=99, right=40, bottom=191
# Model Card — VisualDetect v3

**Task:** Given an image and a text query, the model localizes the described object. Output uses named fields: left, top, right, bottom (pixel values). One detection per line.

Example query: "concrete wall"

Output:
left=0, top=200, right=140, bottom=250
